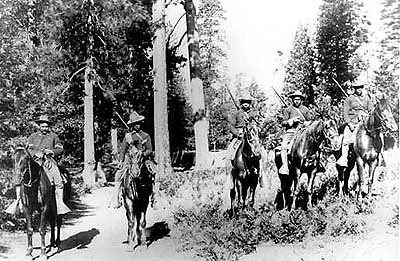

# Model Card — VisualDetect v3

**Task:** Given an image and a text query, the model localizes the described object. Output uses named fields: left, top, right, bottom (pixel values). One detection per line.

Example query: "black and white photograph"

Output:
left=0, top=0, right=399, bottom=260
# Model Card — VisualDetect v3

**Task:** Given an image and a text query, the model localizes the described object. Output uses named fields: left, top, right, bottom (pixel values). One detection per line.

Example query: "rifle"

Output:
left=270, top=86, right=288, bottom=107
left=224, top=84, right=240, bottom=110
left=331, top=77, right=349, bottom=98
left=331, top=76, right=369, bottom=112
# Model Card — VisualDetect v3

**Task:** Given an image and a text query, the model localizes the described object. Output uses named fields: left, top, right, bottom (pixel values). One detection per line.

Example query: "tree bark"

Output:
left=153, top=0, right=172, bottom=176
left=82, top=57, right=96, bottom=187
left=184, top=0, right=210, bottom=169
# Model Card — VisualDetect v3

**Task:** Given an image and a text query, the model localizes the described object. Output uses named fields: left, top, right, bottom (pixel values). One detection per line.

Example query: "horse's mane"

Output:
left=295, top=120, right=324, bottom=142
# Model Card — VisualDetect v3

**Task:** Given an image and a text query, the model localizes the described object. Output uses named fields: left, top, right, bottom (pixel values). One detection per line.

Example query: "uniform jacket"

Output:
left=343, top=94, right=374, bottom=125
left=282, top=105, right=313, bottom=130
left=120, top=130, right=153, bottom=162
left=27, top=131, right=63, bottom=156
left=228, top=109, right=257, bottom=137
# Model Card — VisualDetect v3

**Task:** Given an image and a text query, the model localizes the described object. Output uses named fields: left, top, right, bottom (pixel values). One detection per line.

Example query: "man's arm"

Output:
left=52, top=134, right=64, bottom=156
left=119, top=135, right=128, bottom=162
left=227, top=113, right=239, bottom=136
left=281, top=107, right=291, bottom=127
left=305, top=107, right=314, bottom=121
left=343, top=97, right=351, bottom=123
left=142, top=134, right=153, bottom=158
left=27, top=133, right=38, bottom=156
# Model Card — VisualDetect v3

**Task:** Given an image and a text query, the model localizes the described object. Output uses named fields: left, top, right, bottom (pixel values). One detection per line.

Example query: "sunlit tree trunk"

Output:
left=153, top=0, right=172, bottom=176
left=82, top=57, right=96, bottom=187
left=184, top=0, right=210, bottom=169
left=82, top=0, right=96, bottom=187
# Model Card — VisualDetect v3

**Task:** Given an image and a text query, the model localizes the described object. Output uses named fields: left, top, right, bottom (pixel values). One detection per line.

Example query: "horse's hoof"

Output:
left=38, top=254, right=48, bottom=261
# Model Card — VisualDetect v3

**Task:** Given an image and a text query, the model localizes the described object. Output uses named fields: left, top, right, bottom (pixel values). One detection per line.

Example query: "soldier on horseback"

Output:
left=279, top=90, right=313, bottom=175
left=109, top=111, right=156, bottom=209
left=7, top=114, right=71, bottom=215
left=337, top=79, right=374, bottom=167
left=226, top=93, right=256, bottom=164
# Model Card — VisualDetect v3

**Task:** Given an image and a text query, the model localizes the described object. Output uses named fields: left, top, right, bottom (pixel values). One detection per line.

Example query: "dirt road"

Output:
left=1, top=185, right=191, bottom=261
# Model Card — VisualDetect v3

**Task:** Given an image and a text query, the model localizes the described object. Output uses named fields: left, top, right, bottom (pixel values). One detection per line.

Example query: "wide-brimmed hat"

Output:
left=127, top=111, right=145, bottom=124
left=352, top=79, right=367, bottom=88
left=35, top=115, right=52, bottom=124
left=289, top=90, right=305, bottom=99
left=238, top=93, right=255, bottom=104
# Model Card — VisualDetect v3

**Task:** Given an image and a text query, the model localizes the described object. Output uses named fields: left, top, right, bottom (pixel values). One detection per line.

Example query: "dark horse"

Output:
left=122, top=145, right=154, bottom=248
left=230, top=121, right=262, bottom=216
left=14, top=147, right=69, bottom=260
left=335, top=97, right=397, bottom=199
left=275, top=119, right=340, bottom=210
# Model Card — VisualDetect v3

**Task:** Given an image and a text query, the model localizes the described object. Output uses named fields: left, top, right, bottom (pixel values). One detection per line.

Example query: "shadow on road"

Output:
left=47, top=228, right=100, bottom=258
left=145, top=221, right=170, bottom=247
left=62, top=196, right=96, bottom=227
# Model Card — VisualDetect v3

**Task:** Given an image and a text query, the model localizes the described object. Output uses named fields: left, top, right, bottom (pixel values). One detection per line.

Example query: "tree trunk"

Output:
left=184, top=0, right=210, bottom=169
left=153, top=0, right=172, bottom=176
left=82, top=57, right=96, bottom=187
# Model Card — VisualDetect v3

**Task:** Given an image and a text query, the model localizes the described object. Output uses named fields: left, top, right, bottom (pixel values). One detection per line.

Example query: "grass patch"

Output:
left=173, top=193, right=369, bottom=261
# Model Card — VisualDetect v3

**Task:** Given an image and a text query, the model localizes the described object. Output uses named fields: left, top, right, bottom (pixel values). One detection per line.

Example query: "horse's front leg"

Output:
left=306, top=168, right=318, bottom=209
left=356, top=156, right=366, bottom=200
left=39, top=206, right=48, bottom=260
left=49, top=216, right=56, bottom=251
left=290, top=167, right=301, bottom=211
left=125, top=200, right=135, bottom=248
left=24, top=207, right=34, bottom=259
left=337, top=165, right=345, bottom=198
left=249, top=168, right=259, bottom=208
left=140, top=207, right=147, bottom=242
left=56, top=215, right=62, bottom=248
left=134, top=212, right=142, bottom=247
left=236, top=177, right=244, bottom=210
left=367, top=159, right=378, bottom=196
left=229, top=170, right=236, bottom=217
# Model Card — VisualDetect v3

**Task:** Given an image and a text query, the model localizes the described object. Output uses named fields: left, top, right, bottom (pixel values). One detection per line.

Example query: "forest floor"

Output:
left=0, top=149, right=399, bottom=261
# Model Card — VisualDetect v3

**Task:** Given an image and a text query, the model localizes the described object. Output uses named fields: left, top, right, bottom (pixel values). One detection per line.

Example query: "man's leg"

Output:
left=337, top=126, right=352, bottom=167
left=109, top=168, right=124, bottom=208
left=279, top=132, right=292, bottom=175
left=44, top=158, right=71, bottom=215
left=5, top=185, right=22, bottom=215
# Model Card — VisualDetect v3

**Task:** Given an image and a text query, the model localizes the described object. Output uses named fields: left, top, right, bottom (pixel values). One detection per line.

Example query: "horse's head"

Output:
left=243, top=121, right=262, bottom=159
left=127, top=143, right=144, bottom=176
left=13, top=146, right=30, bottom=178
left=376, top=97, right=398, bottom=132
left=322, top=119, right=341, bottom=151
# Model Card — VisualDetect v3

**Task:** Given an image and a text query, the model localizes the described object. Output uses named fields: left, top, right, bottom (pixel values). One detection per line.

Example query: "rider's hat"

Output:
left=128, top=111, right=145, bottom=124
left=351, top=79, right=367, bottom=88
left=238, top=93, right=254, bottom=104
left=289, top=90, right=305, bottom=100
left=35, top=114, right=52, bottom=125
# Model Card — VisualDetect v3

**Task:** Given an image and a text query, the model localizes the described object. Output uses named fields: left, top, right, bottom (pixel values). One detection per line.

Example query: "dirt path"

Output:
left=1, top=185, right=191, bottom=261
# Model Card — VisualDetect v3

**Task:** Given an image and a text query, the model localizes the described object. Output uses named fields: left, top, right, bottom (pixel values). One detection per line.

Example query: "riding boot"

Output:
left=55, top=188, right=71, bottom=215
left=279, top=149, right=289, bottom=175
left=337, top=144, right=349, bottom=167
left=5, top=185, right=22, bottom=215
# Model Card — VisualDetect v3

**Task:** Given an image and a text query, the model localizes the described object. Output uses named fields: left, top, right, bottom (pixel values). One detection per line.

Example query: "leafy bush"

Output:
left=172, top=171, right=370, bottom=261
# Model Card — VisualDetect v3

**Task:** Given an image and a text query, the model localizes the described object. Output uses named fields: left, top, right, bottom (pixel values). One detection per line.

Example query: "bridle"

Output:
left=242, top=123, right=261, bottom=159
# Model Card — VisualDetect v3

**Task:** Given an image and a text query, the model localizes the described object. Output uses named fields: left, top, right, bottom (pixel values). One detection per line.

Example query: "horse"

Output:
left=230, top=120, right=262, bottom=216
left=335, top=97, right=397, bottom=199
left=275, top=119, right=340, bottom=210
left=13, top=147, right=69, bottom=260
left=121, top=144, right=154, bottom=248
